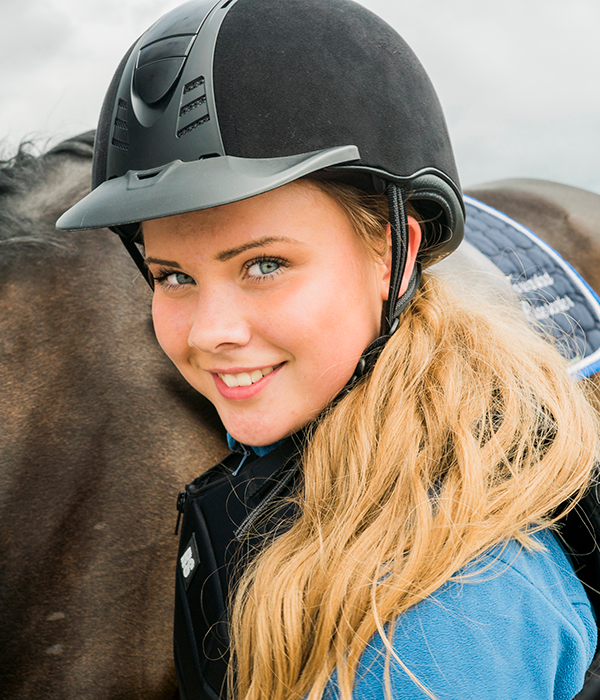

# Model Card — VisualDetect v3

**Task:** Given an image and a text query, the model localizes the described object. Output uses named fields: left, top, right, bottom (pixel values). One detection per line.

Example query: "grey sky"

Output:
left=1, top=0, right=599, bottom=193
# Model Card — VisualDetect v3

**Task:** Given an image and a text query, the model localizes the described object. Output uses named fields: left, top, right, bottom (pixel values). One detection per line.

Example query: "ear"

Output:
left=380, top=215, right=422, bottom=300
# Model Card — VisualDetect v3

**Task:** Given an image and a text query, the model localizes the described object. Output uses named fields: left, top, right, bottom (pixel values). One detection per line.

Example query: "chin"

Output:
left=225, top=419, right=296, bottom=448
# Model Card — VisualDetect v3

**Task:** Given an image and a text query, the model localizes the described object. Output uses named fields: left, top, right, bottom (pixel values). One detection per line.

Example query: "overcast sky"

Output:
left=1, top=0, right=599, bottom=193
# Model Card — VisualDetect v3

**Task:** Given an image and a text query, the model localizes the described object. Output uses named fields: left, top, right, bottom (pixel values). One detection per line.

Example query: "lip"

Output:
left=211, top=363, right=284, bottom=400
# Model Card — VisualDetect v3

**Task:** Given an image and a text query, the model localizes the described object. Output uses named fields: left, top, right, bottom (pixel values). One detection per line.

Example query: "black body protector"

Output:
left=174, top=438, right=303, bottom=699
left=56, top=0, right=600, bottom=698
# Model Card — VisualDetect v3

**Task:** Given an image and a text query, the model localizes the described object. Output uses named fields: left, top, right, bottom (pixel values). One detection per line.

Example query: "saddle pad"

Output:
left=463, top=196, right=600, bottom=379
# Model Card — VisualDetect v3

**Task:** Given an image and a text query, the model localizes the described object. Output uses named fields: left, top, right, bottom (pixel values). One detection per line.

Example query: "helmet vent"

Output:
left=184, top=77, right=204, bottom=95
left=177, top=76, right=209, bottom=139
left=136, top=169, right=161, bottom=181
left=111, top=138, right=129, bottom=151
left=180, top=96, right=207, bottom=117
left=177, top=116, right=209, bottom=139
left=111, top=98, right=129, bottom=151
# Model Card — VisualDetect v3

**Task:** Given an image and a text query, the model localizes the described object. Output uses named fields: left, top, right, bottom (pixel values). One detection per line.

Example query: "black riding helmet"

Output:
left=57, top=0, right=464, bottom=365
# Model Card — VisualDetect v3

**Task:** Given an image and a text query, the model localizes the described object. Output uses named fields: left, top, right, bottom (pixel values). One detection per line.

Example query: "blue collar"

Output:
left=226, top=433, right=285, bottom=458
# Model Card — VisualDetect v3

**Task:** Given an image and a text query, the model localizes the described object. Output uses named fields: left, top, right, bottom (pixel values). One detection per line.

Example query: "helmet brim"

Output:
left=56, top=145, right=360, bottom=231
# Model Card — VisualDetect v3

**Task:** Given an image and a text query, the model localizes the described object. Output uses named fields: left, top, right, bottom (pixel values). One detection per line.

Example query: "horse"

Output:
left=2, top=131, right=600, bottom=699
left=0, top=132, right=228, bottom=700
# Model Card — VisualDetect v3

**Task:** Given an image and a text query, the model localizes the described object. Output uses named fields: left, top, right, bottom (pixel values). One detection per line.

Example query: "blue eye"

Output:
left=246, top=257, right=287, bottom=279
left=153, top=270, right=195, bottom=288
left=166, top=272, right=194, bottom=286
left=257, top=260, right=280, bottom=274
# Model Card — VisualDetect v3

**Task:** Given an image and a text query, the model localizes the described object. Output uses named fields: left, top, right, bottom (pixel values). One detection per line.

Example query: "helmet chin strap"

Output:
left=385, top=183, right=420, bottom=332
left=342, top=183, right=422, bottom=393
left=119, top=234, right=154, bottom=287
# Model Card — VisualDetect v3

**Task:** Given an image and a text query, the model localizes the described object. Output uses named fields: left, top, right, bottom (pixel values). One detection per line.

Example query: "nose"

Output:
left=187, top=286, right=252, bottom=353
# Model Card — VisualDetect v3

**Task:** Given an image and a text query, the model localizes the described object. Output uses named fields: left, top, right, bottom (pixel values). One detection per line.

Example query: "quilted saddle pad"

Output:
left=463, top=196, right=600, bottom=378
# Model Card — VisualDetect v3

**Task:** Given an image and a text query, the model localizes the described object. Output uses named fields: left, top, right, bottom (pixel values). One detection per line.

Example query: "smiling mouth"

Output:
left=217, top=365, right=279, bottom=388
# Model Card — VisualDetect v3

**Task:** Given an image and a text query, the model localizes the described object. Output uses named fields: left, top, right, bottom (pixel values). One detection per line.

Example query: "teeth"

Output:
left=219, top=366, right=277, bottom=388
left=238, top=373, right=252, bottom=387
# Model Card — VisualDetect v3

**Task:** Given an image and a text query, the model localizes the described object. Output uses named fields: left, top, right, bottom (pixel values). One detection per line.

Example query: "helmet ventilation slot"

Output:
left=136, top=169, right=162, bottom=181
left=180, top=96, right=207, bottom=117
left=177, top=76, right=209, bottom=138
left=177, top=116, right=210, bottom=139
left=111, top=138, right=129, bottom=151
left=112, top=98, right=129, bottom=151
left=184, top=77, right=204, bottom=95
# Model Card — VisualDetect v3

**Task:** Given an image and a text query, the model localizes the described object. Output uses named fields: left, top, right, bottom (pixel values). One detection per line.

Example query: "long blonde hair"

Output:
left=229, top=181, right=600, bottom=700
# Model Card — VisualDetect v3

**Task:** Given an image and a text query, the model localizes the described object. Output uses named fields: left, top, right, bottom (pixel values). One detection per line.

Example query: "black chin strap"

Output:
left=343, top=183, right=422, bottom=392
left=120, top=236, right=153, bottom=285
left=385, top=182, right=410, bottom=333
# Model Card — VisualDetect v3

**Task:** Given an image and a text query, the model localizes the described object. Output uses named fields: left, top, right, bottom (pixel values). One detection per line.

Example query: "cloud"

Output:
left=0, top=0, right=73, bottom=75
left=361, top=0, right=600, bottom=192
left=1, top=0, right=599, bottom=193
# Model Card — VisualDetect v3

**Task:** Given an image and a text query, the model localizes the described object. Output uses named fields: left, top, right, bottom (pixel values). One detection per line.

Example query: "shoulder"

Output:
left=326, top=531, right=597, bottom=700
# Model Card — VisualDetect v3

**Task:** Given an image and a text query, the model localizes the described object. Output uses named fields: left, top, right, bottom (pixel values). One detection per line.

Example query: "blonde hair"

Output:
left=229, top=181, right=600, bottom=700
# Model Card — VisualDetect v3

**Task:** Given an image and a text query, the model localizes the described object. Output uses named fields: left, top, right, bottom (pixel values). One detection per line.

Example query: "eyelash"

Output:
left=243, top=255, right=289, bottom=281
left=151, top=268, right=194, bottom=291
left=150, top=255, right=289, bottom=290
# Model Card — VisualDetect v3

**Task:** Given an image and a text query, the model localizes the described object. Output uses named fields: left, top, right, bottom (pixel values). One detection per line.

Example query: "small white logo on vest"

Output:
left=180, top=533, right=200, bottom=590
left=181, top=547, right=195, bottom=578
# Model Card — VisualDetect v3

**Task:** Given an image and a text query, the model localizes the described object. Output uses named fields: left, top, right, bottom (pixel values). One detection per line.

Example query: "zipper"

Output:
left=174, top=452, right=250, bottom=537
left=175, top=489, right=187, bottom=535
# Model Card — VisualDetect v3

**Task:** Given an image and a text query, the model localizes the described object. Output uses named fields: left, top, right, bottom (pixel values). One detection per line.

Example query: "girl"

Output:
left=58, top=1, right=599, bottom=698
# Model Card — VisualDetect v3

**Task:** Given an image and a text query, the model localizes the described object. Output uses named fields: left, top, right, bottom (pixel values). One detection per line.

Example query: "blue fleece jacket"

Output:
left=227, top=436, right=595, bottom=698
left=322, top=530, right=596, bottom=700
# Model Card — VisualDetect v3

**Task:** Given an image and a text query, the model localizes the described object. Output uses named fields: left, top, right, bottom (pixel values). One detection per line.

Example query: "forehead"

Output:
left=141, top=180, right=359, bottom=252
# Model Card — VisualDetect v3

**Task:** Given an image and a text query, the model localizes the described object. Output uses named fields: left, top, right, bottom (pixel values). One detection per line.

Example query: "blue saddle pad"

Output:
left=463, top=196, right=600, bottom=378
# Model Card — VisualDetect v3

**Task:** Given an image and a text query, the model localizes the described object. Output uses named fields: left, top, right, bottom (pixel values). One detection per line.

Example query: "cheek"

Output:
left=278, top=266, right=379, bottom=375
left=151, top=296, right=190, bottom=363
left=269, top=275, right=339, bottom=344
left=304, top=259, right=380, bottom=330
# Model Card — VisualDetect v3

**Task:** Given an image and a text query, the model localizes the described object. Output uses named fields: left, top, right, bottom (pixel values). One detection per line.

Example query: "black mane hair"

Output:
left=0, top=131, right=94, bottom=197
left=0, top=131, right=95, bottom=248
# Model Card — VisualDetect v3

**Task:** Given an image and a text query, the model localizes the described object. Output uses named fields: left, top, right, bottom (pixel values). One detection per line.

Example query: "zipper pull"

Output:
left=175, top=490, right=187, bottom=535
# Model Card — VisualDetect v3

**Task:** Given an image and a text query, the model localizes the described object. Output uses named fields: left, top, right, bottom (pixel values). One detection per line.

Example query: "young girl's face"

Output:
left=143, top=182, right=414, bottom=446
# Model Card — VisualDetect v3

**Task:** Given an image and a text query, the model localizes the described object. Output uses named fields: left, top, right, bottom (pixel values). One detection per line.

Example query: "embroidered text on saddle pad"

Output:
left=464, top=196, right=600, bottom=378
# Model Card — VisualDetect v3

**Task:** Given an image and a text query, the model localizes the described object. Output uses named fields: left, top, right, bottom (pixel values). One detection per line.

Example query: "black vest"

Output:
left=173, top=437, right=302, bottom=700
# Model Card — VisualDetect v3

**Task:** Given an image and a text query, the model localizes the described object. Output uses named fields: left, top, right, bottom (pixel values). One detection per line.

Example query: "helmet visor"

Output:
left=56, top=145, right=360, bottom=231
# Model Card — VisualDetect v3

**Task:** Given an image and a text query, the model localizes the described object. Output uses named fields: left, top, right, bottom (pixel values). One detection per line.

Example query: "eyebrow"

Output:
left=214, top=236, right=304, bottom=261
left=144, top=236, right=304, bottom=269
left=144, top=256, right=181, bottom=268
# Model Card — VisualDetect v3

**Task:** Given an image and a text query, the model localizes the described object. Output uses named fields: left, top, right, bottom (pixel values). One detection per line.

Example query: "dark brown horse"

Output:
left=2, top=133, right=600, bottom=699
left=0, top=132, right=228, bottom=700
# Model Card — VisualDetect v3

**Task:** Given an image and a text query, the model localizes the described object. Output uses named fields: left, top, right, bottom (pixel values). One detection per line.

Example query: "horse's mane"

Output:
left=0, top=131, right=95, bottom=248
left=0, top=131, right=94, bottom=196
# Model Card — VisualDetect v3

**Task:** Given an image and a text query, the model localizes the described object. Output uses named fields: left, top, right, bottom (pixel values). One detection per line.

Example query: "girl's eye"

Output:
left=168, top=272, right=194, bottom=286
left=153, top=271, right=195, bottom=288
left=245, top=257, right=287, bottom=279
